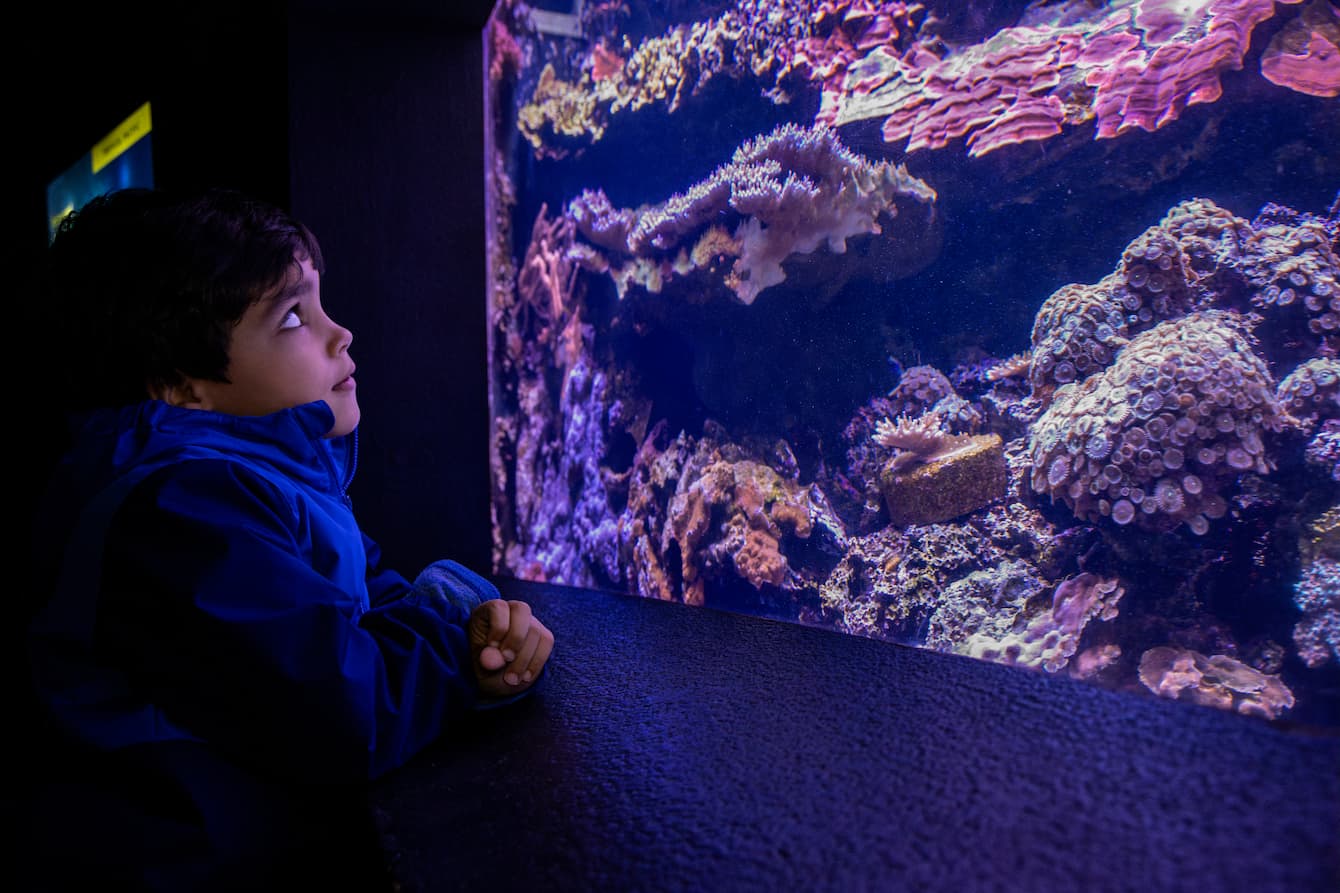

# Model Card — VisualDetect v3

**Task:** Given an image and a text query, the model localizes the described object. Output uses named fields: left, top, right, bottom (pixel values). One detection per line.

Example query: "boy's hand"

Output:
left=468, top=599, right=553, bottom=699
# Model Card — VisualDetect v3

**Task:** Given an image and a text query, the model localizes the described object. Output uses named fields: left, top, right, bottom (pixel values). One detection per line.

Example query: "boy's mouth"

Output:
left=334, top=365, right=357, bottom=391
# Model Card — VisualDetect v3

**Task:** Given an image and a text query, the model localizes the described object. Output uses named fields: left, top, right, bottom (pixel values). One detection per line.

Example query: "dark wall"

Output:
left=8, top=4, right=291, bottom=264
left=10, top=3, right=291, bottom=590
left=287, top=6, right=494, bottom=576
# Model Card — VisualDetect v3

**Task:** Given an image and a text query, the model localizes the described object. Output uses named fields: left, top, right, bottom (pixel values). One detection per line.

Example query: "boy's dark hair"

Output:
left=46, top=187, right=325, bottom=411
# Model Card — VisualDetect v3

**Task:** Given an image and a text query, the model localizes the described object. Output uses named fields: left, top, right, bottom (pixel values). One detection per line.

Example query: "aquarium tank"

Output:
left=483, top=0, right=1340, bottom=728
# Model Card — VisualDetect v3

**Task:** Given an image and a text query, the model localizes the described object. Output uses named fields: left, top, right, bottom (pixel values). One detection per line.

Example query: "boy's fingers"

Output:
left=500, top=600, right=533, bottom=658
left=507, top=627, right=542, bottom=682
left=521, top=620, right=553, bottom=683
left=470, top=599, right=511, bottom=649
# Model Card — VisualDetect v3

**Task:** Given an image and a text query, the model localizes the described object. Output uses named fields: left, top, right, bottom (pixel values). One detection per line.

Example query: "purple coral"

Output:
left=1304, top=419, right=1340, bottom=481
left=1278, top=358, right=1340, bottom=428
left=887, top=363, right=954, bottom=414
left=1294, top=556, right=1340, bottom=668
left=1029, top=198, right=1250, bottom=407
left=1029, top=311, right=1292, bottom=535
left=1240, top=201, right=1340, bottom=358
left=1029, top=281, right=1131, bottom=405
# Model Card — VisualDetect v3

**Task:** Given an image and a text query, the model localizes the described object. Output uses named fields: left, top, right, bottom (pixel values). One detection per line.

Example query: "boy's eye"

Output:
left=279, top=307, right=303, bottom=330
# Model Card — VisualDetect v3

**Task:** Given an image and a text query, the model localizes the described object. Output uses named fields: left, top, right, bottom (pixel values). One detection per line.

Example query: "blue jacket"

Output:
left=29, top=398, right=499, bottom=784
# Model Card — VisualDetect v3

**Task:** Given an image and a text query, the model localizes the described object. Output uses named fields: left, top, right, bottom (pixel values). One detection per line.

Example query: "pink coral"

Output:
left=1260, top=0, right=1340, bottom=98
left=1138, top=645, right=1295, bottom=719
left=783, top=0, right=920, bottom=98
left=1084, top=0, right=1285, bottom=139
left=664, top=455, right=823, bottom=601
left=838, top=27, right=1085, bottom=157
left=820, top=0, right=1303, bottom=157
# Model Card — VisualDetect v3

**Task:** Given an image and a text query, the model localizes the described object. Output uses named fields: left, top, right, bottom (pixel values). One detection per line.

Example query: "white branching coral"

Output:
left=873, top=410, right=974, bottom=470
left=567, top=121, right=937, bottom=305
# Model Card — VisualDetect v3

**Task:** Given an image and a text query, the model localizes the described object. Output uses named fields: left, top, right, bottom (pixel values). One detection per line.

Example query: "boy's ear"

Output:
left=149, top=377, right=207, bottom=409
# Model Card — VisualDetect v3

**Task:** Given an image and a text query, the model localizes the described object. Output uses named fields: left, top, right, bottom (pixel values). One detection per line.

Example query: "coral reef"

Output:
left=938, top=572, right=1125, bottom=674
left=615, top=422, right=848, bottom=609
left=814, top=490, right=1085, bottom=650
left=665, top=454, right=822, bottom=601
left=514, top=0, right=925, bottom=157
left=1239, top=200, right=1340, bottom=361
left=1024, top=196, right=1340, bottom=536
left=886, top=362, right=954, bottom=413
left=1278, top=357, right=1340, bottom=428
left=508, top=0, right=1322, bottom=160
left=489, top=205, right=629, bottom=589
left=818, top=520, right=1007, bottom=642
left=1028, top=197, right=1252, bottom=406
left=813, top=525, right=911, bottom=639
left=486, top=0, right=1340, bottom=728
left=518, top=63, right=612, bottom=156
left=1028, top=280, right=1133, bottom=406
left=1304, top=419, right=1340, bottom=480
left=1294, top=556, right=1340, bottom=668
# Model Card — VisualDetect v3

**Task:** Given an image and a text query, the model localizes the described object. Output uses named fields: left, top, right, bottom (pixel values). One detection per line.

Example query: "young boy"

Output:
left=21, top=187, right=553, bottom=890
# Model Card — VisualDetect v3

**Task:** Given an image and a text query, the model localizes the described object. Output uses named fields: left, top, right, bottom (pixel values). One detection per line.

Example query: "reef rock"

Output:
left=879, top=432, right=1007, bottom=526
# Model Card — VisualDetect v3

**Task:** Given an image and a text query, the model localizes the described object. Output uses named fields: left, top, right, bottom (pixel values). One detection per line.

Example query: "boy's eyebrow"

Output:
left=266, top=272, right=314, bottom=306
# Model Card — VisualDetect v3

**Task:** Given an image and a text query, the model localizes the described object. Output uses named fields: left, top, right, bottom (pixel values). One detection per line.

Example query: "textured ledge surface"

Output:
left=371, top=579, right=1340, bottom=892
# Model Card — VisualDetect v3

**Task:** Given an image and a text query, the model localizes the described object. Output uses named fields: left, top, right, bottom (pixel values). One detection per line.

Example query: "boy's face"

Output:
left=185, top=257, right=360, bottom=437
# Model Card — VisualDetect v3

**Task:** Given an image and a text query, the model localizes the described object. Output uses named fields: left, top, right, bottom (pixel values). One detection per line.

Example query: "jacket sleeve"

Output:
left=364, top=538, right=502, bottom=614
left=100, top=459, right=480, bottom=783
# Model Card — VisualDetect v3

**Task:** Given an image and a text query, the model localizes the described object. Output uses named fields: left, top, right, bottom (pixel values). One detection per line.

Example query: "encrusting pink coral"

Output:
left=1138, top=645, right=1295, bottom=719
left=819, top=0, right=1307, bottom=157
left=1260, top=0, right=1340, bottom=98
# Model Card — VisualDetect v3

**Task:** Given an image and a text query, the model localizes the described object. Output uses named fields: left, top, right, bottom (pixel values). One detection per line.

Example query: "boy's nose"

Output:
left=331, top=320, right=353, bottom=353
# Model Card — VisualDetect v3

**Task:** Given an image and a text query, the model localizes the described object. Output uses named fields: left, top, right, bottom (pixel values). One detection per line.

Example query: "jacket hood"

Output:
left=55, top=399, right=357, bottom=512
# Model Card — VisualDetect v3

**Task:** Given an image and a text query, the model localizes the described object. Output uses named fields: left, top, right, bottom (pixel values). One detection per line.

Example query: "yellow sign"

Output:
left=91, top=102, right=152, bottom=174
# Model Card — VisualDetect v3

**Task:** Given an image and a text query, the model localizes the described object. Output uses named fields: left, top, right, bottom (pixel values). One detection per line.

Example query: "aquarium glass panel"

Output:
left=484, top=0, right=1340, bottom=729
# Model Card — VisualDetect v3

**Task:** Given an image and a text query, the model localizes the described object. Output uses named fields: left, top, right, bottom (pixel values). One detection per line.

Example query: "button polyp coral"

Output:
left=1028, top=310, right=1294, bottom=534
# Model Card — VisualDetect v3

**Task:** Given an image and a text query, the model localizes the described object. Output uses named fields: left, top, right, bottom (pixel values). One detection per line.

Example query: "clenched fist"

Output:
left=468, top=599, right=554, bottom=699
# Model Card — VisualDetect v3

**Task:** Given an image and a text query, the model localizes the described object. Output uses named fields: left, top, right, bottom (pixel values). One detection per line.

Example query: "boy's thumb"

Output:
left=477, top=646, right=506, bottom=672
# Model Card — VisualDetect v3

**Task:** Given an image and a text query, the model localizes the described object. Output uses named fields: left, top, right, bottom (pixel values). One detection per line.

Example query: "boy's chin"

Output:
left=326, top=409, right=361, bottom=438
